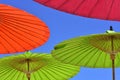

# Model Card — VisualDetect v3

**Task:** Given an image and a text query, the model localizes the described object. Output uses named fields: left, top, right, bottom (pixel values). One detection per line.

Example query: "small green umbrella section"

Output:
left=52, top=33, right=120, bottom=67
left=0, top=52, right=80, bottom=80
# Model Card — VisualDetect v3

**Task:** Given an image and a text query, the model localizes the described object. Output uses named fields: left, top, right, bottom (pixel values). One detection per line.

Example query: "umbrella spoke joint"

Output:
left=110, top=54, right=115, bottom=60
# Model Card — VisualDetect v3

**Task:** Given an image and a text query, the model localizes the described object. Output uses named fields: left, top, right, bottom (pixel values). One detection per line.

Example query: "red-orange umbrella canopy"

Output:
left=0, top=4, right=50, bottom=54
left=34, top=0, right=120, bottom=21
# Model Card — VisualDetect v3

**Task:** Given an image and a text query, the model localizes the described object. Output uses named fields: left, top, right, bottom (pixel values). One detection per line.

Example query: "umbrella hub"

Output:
left=9, top=57, right=47, bottom=73
left=89, top=34, right=120, bottom=54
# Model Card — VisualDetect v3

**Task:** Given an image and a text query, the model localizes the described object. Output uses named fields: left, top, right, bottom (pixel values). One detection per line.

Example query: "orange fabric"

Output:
left=0, top=4, right=50, bottom=54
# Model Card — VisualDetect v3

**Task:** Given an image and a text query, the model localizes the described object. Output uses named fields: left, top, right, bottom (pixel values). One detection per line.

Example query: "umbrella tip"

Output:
left=106, top=26, right=115, bottom=33
left=110, top=26, right=113, bottom=31
left=24, top=51, right=32, bottom=56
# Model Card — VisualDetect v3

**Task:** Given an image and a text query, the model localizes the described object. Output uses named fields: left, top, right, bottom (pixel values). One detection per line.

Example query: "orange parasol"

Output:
left=0, top=4, right=50, bottom=54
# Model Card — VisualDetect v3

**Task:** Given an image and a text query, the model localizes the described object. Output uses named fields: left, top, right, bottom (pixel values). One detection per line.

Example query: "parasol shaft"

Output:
left=28, top=77, right=30, bottom=80
left=110, top=33, right=115, bottom=80
left=26, top=59, right=30, bottom=80
left=112, top=59, right=115, bottom=80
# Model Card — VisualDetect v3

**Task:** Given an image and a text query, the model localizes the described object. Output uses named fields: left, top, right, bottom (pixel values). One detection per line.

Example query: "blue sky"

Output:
left=0, top=0, right=120, bottom=80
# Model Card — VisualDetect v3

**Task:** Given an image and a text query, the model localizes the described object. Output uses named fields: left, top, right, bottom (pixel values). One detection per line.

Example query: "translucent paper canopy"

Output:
left=0, top=52, right=80, bottom=80
left=0, top=4, right=50, bottom=54
left=34, top=0, right=120, bottom=21
left=52, top=33, right=120, bottom=67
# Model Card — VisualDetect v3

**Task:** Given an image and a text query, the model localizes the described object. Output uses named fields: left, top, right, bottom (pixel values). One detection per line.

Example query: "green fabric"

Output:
left=52, top=33, right=120, bottom=67
left=0, top=52, right=80, bottom=80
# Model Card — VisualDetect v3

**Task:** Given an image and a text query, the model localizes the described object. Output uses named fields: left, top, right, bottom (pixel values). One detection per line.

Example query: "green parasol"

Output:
left=0, top=51, right=80, bottom=80
left=52, top=26, right=120, bottom=80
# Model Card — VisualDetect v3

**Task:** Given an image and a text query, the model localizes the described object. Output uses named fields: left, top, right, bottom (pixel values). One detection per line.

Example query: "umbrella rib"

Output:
left=10, top=58, right=26, bottom=72
left=106, top=0, right=115, bottom=19
left=4, top=16, right=48, bottom=28
left=47, top=66, right=66, bottom=79
left=4, top=20, right=47, bottom=42
left=3, top=24, right=32, bottom=50
left=50, top=65, right=69, bottom=76
left=42, top=0, right=50, bottom=4
left=49, top=63, right=67, bottom=69
left=0, top=66, right=12, bottom=77
left=73, top=0, right=86, bottom=14
left=52, top=43, right=81, bottom=57
left=116, top=54, right=120, bottom=62
left=42, top=68, right=57, bottom=80
left=62, top=45, right=93, bottom=62
left=3, top=16, right=46, bottom=28
left=30, top=62, right=42, bottom=80
left=116, top=40, right=120, bottom=53
left=40, top=69, right=51, bottom=80
left=75, top=46, right=97, bottom=65
left=3, top=16, right=49, bottom=33
left=115, top=54, right=119, bottom=67
left=0, top=33, right=12, bottom=53
left=115, top=40, right=120, bottom=52
left=2, top=68, right=16, bottom=80
left=55, top=46, right=82, bottom=59
left=31, top=64, right=43, bottom=73
left=4, top=18, right=49, bottom=39
left=57, top=45, right=92, bottom=63
left=54, top=64, right=77, bottom=71
left=0, top=24, right=17, bottom=53
left=83, top=48, right=101, bottom=67
left=2, top=24, right=39, bottom=48
left=11, top=70, right=23, bottom=80
left=53, top=46, right=83, bottom=62
left=1, top=12, right=39, bottom=17
left=15, top=68, right=24, bottom=80
left=90, top=36, right=111, bottom=53
left=6, top=69, right=19, bottom=80
left=103, top=53, right=107, bottom=67
left=0, top=35, right=10, bottom=53
left=76, top=46, right=99, bottom=66
left=3, top=16, right=48, bottom=29
left=10, top=58, right=23, bottom=72
left=53, top=42, right=91, bottom=57
left=46, top=64, right=78, bottom=80
left=0, top=28, right=18, bottom=52
left=37, top=70, right=43, bottom=80
left=1, top=12, right=38, bottom=18
left=46, top=66, right=61, bottom=77
left=61, top=44, right=93, bottom=64
left=56, top=0, right=68, bottom=9
left=6, top=22, right=45, bottom=44
left=55, top=65, right=75, bottom=76
left=21, top=72, right=27, bottom=80
left=93, top=51, right=103, bottom=67
left=88, top=0, right=99, bottom=17
left=0, top=11, right=39, bottom=18
left=117, top=37, right=120, bottom=52
left=0, top=24, right=26, bottom=50
left=32, top=73, right=38, bottom=80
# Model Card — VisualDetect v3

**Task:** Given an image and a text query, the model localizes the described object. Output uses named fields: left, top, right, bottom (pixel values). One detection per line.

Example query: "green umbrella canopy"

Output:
left=0, top=51, right=80, bottom=80
left=52, top=30, right=120, bottom=67
left=51, top=27, right=120, bottom=80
